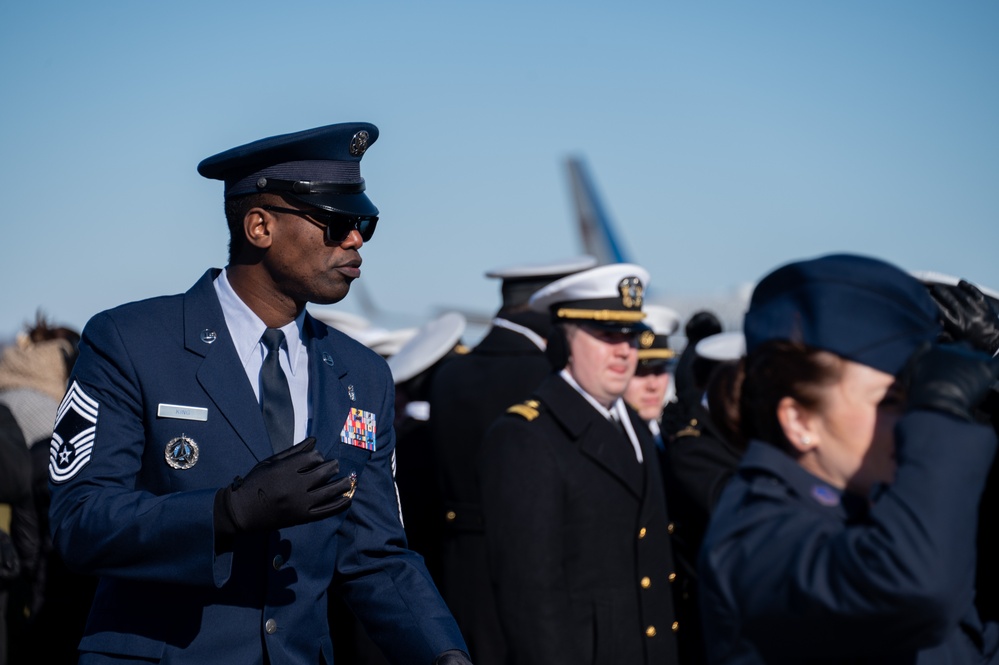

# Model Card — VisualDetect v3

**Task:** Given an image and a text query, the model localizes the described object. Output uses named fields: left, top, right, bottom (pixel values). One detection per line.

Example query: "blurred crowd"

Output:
left=4, top=251, right=999, bottom=665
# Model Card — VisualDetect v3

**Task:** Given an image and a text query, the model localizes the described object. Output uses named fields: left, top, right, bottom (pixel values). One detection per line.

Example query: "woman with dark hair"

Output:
left=698, top=254, right=999, bottom=664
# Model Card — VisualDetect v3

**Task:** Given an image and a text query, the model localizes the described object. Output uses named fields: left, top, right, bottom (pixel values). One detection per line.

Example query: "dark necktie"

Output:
left=260, top=328, right=294, bottom=453
left=608, top=412, right=626, bottom=437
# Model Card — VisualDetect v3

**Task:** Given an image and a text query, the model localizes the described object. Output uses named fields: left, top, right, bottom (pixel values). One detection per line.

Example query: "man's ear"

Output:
left=777, top=396, right=819, bottom=453
left=244, top=208, right=274, bottom=250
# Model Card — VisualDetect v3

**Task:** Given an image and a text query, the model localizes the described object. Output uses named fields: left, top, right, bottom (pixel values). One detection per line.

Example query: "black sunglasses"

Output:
left=261, top=205, right=378, bottom=244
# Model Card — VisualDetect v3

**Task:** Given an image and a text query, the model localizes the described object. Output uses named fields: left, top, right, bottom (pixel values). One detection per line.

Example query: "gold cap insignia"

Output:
left=640, top=330, right=656, bottom=349
left=619, top=277, right=644, bottom=309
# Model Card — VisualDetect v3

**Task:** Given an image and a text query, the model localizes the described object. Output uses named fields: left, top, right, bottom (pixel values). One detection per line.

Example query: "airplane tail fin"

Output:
left=565, top=157, right=632, bottom=265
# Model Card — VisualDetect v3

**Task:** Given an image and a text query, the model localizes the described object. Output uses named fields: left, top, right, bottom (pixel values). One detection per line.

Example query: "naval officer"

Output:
left=479, top=264, right=681, bottom=665
left=47, top=122, right=471, bottom=665
left=428, top=256, right=595, bottom=665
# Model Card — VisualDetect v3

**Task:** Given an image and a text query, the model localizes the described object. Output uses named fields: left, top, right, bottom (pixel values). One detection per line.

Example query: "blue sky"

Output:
left=2, top=1, right=997, bottom=340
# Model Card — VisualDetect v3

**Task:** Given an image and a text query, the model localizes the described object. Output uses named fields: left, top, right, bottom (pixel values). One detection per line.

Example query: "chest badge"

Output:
left=347, top=385, right=356, bottom=401
left=165, top=435, right=200, bottom=470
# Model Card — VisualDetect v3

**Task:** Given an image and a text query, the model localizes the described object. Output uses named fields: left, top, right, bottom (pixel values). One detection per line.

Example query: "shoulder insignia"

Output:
left=507, top=399, right=541, bottom=421
left=676, top=419, right=701, bottom=438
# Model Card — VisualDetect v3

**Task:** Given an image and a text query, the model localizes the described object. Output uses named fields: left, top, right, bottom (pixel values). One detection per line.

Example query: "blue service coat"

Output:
left=699, top=411, right=999, bottom=664
left=47, top=269, right=465, bottom=664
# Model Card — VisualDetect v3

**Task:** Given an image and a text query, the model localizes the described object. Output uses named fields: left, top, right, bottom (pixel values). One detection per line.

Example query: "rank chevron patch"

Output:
left=49, top=381, right=99, bottom=483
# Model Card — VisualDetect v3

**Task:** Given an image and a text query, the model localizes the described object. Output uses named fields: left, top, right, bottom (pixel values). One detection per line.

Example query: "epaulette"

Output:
left=675, top=418, right=701, bottom=439
left=507, top=399, right=541, bottom=421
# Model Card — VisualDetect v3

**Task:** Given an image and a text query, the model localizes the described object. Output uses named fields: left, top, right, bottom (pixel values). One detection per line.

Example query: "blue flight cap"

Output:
left=743, top=254, right=941, bottom=376
left=197, top=122, right=379, bottom=217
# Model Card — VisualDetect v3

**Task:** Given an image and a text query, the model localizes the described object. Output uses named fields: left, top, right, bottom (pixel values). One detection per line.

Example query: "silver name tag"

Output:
left=157, top=404, right=208, bottom=422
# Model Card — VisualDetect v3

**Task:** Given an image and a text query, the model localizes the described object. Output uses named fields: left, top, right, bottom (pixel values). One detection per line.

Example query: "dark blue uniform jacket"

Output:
left=48, top=270, right=465, bottom=664
left=699, top=411, right=999, bottom=664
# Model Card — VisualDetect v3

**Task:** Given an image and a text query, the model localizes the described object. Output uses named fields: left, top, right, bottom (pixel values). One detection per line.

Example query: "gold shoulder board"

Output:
left=507, top=399, right=541, bottom=421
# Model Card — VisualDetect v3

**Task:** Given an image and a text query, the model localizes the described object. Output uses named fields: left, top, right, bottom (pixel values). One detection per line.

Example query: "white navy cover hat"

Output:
left=529, top=263, right=650, bottom=333
left=486, top=256, right=598, bottom=308
left=388, top=312, right=467, bottom=384
left=637, top=305, right=681, bottom=365
left=695, top=331, right=746, bottom=361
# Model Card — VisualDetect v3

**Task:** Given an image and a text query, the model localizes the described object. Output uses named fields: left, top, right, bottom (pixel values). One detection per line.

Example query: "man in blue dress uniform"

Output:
left=47, top=122, right=471, bottom=665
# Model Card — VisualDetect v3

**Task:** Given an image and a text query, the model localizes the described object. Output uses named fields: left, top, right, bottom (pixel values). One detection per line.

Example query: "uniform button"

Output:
left=667, top=522, right=675, bottom=535
left=668, top=572, right=677, bottom=583
left=640, top=576, right=651, bottom=589
left=672, top=621, right=679, bottom=632
left=265, top=619, right=277, bottom=634
left=638, top=527, right=647, bottom=539
left=273, top=555, right=284, bottom=570
left=645, top=625, right=657, bottom=638
left=445, top=511, right=457, bottom=522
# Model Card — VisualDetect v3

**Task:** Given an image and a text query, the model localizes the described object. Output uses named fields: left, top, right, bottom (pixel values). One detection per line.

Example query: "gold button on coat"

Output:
left=638, top=527, right=647, bottom=539
left=645, top=625, right=657, bottom=638
left=445, top=510, right=457, bottom=521
left=667, top=522, right=675, bottom=534
left=640, top=576, right=651, bottom=589
left=265, top=618, right=277, bottom=634
left=672, top=621, right=679, bottom=632
left=668, top=572, right=677, bottom=582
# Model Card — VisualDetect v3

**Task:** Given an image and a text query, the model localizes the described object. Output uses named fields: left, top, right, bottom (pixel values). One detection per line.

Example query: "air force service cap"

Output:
left=197, top=122, right=379, bottom=217
left=485, top=256, right=598, bottom=308
left=530, top=263, right=650, bottom=333
left=743, top=253, right=940, bottom=376
left=637, top=305, right=681, bottom=366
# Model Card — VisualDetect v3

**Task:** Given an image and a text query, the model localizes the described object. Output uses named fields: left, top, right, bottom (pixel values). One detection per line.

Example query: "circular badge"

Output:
left=165, top=435, right=199, bottom=470
left=200, top=329, right=217, bottom=344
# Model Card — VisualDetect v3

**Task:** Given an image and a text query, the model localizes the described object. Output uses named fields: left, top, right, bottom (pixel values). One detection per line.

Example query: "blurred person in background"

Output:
left=0, top=315, right=94, bottom=664
left=429, top=256, right=595, bottom=665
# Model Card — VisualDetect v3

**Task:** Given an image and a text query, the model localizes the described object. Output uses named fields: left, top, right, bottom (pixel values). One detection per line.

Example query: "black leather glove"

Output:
left=432, top=650, right=473, bottom=665
left=929, top=280, right=999, bottom=356
left=903, top=343, right=999, bottom=423
left=214, top=438, right=355, bottom=536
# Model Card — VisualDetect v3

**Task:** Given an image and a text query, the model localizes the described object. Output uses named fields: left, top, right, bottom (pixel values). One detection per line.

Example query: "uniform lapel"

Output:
left=542, top=377, right=643, bottom=499
left=183, top=269, right=273, bottom=462
left=305, top=316, right=352, bottom=458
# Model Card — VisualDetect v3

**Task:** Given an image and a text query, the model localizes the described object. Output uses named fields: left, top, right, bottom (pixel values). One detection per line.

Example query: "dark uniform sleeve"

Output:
left=700, top=411, right=996, bottom=662
left=48, top=313, right=225, bottom=586
left=480, top=414, right=578, bottom=665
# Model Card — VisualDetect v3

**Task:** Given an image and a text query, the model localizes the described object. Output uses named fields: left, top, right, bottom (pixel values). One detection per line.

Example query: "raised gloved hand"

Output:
left=432, top=650, right=474, bottom=665
left=929, top=279, right=999, bottom=356
left=214, top=437, right=355, bottom=536
left=903, top=343, right=999, bottom=423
